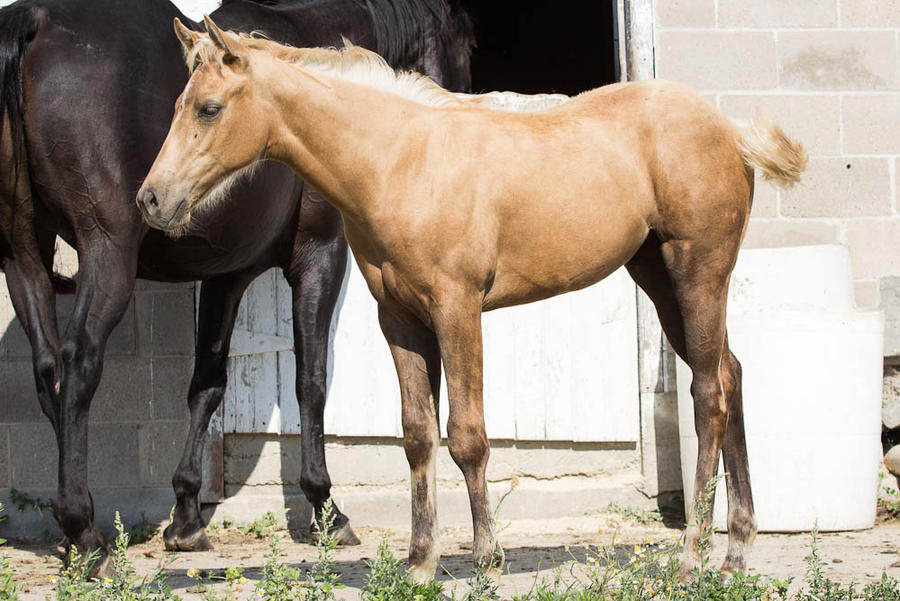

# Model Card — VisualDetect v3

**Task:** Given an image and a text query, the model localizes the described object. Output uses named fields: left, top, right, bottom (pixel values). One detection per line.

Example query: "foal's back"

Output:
left=415, top=80, right=752, bottom=310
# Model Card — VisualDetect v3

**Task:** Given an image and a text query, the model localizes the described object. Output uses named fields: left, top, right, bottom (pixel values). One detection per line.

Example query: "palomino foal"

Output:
left=139, top=17, right=807, bottom=580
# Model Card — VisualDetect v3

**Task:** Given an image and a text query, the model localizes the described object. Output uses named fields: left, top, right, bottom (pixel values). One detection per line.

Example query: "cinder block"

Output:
left=720, top=93, right=840, bottom=156
left=845, top=219, right=900, bottom=280
left=9, top=422, right=57, bottom=488
left=751, top=175, right=778, bottom=218
left=150, top=356, right=194, bottom=420
left=90, top=357, right=152, bottom=423
left=779, top=31, right=898, bottom=91
left=0, top=359, right=44, bottom=424
left=841, top=0, right=900, bottom=27
left=654, top=0, right=714, bottom=28
left=781, top=158, right=891, bottom=217
left=150, top=290, right=195, bottom=357
left=843, top=94, right=900, bottom=154
left=741, top=219, right=839, bottom=249
left=882, top=277, right=900, bottom=357
left=656, top=32, right=776, bottom=91
left=88, top=423, right=141, bottom=487
left=719, top=0, right=836, bottom=28
left=139, top=421, right=189, bottom=486
left=0, top=426, right=9, bottom=488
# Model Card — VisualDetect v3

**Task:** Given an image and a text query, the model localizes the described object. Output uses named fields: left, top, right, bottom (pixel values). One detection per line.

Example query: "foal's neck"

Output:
left=265, top=59, right=424, bottom=221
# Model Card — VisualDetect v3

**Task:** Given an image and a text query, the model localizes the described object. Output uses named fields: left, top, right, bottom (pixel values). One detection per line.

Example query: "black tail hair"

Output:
left=0, top=3, right=45, bottom=267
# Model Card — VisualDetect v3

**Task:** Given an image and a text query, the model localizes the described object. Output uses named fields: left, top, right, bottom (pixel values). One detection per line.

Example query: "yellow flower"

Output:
left=49, top=575, right=56, bottom=583
left=187, top=568, right=199, bottom=578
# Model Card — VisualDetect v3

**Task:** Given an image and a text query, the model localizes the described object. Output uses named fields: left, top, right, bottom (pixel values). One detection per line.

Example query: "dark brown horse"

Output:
left=0, top=0, right=472, bottom=571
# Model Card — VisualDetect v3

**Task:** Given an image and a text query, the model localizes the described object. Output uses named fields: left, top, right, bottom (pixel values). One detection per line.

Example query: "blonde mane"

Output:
left=186, top=30, right=572, bottom=112
left=188, top=32, right=462, bottom=108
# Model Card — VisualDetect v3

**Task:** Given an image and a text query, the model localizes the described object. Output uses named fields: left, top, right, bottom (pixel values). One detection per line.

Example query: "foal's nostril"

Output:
left=137, top=188, right=159, bottom=216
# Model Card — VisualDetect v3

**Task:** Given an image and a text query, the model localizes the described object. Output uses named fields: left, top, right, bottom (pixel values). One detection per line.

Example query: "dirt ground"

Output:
left=7, top=513, right=900, bottom=600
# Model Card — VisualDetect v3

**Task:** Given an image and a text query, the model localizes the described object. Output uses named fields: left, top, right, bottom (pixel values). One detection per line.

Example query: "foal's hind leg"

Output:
left=719, top=347, right=756, bottom=573
left=627, top=233, right=754, bottom=575
left=378, top=305, right=442, bottom=582
left=165, top=271, right=258, bottom=552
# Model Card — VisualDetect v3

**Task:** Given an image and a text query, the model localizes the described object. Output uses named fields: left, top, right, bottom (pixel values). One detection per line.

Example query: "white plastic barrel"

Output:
left=677, top=245, right=884, bottom=531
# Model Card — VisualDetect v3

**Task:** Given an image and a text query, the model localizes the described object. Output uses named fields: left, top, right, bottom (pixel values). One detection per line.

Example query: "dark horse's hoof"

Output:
left=312, top=521, right=361, bottom=546
left=332, top=522, right=361, bottom=546
left=163, top=524, right=213, bottom=552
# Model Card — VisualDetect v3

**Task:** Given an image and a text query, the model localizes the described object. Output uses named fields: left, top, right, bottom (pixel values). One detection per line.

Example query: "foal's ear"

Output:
left=173, top=18, right=199, bottom=53
left=203, top=15, right=244, bottom=68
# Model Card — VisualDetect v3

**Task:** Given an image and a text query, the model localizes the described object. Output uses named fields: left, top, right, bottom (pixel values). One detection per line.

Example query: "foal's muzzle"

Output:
left=136, top=187, right=187, bottom=230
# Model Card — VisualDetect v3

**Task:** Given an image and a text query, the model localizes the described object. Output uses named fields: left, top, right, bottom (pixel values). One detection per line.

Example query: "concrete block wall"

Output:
left=654, top=0, right=900, bottom=355
left=0, top=243, right=196, bottom=537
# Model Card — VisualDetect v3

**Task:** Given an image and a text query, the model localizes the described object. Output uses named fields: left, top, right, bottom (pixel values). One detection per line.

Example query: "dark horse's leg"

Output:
left=3, top=226, right=62, bottom=435
left=53, top=233, right=139, bottom=573
left=284, top=189, right=357, bottom=544
left=164, top=271, right=259, bottom=551
left=626, top=232, right=755, bottom=576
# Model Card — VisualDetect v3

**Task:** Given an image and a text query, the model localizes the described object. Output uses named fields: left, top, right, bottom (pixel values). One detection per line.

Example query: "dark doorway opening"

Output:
left=459, top=1, right=620, bottom=96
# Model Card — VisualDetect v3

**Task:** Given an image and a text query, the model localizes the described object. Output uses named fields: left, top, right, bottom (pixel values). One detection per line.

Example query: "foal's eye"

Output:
left=198, top=103, right=221, bottom=119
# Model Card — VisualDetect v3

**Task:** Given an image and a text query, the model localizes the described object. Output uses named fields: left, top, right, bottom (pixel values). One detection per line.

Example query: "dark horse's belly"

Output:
left=136, top=162, right=302, bottom=281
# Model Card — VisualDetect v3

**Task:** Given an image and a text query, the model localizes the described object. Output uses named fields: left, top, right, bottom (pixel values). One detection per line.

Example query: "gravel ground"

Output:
left=6, top=512, right=900, bottom=600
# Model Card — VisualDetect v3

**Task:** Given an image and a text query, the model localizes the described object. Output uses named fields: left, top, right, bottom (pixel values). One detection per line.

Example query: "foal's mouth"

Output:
left=155, top=198, right=192, bottom=239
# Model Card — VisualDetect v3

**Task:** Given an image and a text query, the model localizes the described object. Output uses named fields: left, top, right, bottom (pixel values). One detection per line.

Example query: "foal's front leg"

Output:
left=432, top=298, right=503, bottom=572
left=378, top=305, right=442, bottom=582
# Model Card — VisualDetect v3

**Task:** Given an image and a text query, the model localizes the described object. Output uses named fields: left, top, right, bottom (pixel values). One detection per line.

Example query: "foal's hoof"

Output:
left=721, top=554, right=747, bottom=576
left=163, top=525, right=212, bottom=552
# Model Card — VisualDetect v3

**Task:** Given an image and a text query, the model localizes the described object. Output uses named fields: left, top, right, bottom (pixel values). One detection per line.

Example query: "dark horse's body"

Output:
left=0, top=0, right=472, bottom=565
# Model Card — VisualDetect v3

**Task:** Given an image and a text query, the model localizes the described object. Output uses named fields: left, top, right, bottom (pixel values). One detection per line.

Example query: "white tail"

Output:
left=739, top=111, right=808, bottom=189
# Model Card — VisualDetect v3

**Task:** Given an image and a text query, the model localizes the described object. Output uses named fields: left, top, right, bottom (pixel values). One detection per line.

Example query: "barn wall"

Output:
left=653, top=0, right=900, bottom=358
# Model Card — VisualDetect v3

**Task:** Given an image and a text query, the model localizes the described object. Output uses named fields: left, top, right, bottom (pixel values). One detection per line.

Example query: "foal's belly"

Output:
left=482, top=212, right=649, bottom=311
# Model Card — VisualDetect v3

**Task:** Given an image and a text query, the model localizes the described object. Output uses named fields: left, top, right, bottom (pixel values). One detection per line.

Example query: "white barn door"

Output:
left=220, top=262, right=640, bottom=443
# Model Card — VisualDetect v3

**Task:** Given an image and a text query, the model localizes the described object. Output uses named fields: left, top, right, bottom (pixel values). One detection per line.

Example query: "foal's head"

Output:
left=137, top=16, right=272, bottom=235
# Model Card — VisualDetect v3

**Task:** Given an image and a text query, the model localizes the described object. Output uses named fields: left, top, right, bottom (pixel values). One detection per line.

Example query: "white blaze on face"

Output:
left=179, top=78, right=195, bottom=111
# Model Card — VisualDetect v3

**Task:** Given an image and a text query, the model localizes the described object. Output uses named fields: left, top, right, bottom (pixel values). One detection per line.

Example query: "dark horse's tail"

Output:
left=0, top=4, right=73, bottom=293
left=0, top=3, right=45, bottom=267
